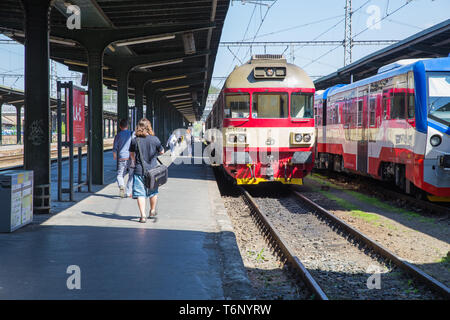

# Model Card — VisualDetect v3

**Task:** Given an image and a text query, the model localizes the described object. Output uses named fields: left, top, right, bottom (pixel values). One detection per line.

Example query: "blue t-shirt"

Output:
left=113, top=130, right=133, bottom=159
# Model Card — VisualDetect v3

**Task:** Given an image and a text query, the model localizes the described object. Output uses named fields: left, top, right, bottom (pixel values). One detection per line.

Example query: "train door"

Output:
left=357, top=89, right=368, bottom=174
left=322, top=99, right=327, bottom=152
left=314, top=100, right=321, bottom=162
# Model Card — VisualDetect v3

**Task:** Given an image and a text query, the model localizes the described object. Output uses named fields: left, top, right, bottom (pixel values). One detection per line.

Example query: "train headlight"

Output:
left=228, top=134, right=237, bottom=143
left=294, top=133, right=303, bottom=143
left=430, top=135, right=442, bottom=147
left=237, top=134, right=247, bottom=143
left=266, top=68, right=274, bottom=76
left=303, top=133, right=311, bottom=143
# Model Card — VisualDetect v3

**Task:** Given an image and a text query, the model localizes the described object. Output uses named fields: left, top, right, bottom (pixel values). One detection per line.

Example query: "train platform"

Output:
left=0, top=150, right=251, bottom=299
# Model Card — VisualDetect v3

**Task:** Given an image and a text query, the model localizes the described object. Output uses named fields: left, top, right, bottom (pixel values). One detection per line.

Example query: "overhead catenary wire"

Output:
left=302, top=0, right=413, bottom=70
left=242, top=14, right=345, bottom=41
left=216, top=3, right=258, bottom=88
left=353, top=0, right=413, bottom=39
left=244, top=0, right=279, bottom=58
left=217, top=0, right=279, bottom=88
left=382, top=17, right=424, bottom=30
left=291, top=0, right=371, bottom=63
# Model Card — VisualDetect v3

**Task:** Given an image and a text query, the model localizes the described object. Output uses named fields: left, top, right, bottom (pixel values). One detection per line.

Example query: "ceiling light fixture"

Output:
left=160, top=85, right=189, bottom=92
left=11, top=32, right=76, bottom=46
left=174, top=102, right=192, bottom=107
left=152, top=75, right=187, bottom=83
left=116, top=34, right=175, bottom=47
left=140, top=59, right=183, bottom=69
left=64, top=60, right=109, bottom=70
left=8, top=99, right=24, bottom=104
left=166, top=92, right=191, bottom=98
left=169, top=97, right=192, bottom=103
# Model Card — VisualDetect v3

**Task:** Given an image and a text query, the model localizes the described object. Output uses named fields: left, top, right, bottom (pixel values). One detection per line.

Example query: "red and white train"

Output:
left=205, top=54, right=315, bottom=185
left=315, top=57, right=450, bottom=201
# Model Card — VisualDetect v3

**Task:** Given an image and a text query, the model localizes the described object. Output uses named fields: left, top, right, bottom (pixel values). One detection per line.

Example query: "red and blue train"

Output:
left=314, top=57, right=450, bottom=201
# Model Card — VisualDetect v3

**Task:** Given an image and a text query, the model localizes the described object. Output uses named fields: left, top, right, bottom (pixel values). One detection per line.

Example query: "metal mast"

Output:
left=344, top=0, right=353, bottom=66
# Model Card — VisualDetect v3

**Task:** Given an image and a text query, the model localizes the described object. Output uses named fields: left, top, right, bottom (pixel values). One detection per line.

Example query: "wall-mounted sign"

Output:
left=66, top=87, right=86, bottom=145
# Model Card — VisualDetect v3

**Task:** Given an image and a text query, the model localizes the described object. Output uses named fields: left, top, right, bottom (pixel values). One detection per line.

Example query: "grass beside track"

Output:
left=308, top=173, right=435, bottom=224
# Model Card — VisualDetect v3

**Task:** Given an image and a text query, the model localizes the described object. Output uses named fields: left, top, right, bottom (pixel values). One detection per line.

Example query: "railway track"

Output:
left=238, top=185, right=450, bottom=300
left=239, top=186, right=327, bottom=300
left=0, top=142, right=114, bottom=170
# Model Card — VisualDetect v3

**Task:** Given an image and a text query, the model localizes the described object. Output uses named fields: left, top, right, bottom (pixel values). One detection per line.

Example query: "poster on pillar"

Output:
left=66, top=87, right=86, bottom=145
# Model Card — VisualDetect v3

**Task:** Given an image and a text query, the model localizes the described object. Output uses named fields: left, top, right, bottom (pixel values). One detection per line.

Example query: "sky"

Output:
left=0, top=0, right=449, bottom=96
left=213, top=0, right=450, bottom=87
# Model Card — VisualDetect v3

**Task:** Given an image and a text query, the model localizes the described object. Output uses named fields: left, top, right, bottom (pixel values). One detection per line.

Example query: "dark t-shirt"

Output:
left=129, top=135, right=164, bottom=175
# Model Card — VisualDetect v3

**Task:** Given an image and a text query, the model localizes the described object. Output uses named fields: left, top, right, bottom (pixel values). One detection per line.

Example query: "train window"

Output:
left=343, top=101, right=350, bottom=126
left=334, top=104, right=339, bottom=124
left=391, top=92, right=406, bottom=119
left=427, top=74, right=450, bottom=126
left=252, top=93, right=288, bottom=118
left=317, top=105, right=322, bottom=125
left=407, top=93, right=415, bottom=119
left=357, top=100, right=363, bottom=126
left=382, top=97, right=388, bottom=119
left=369, top=98, right=376, bottom=126
left=224, top=93, right=250, bottom=118
left=291, top=93, right=313, bottom=119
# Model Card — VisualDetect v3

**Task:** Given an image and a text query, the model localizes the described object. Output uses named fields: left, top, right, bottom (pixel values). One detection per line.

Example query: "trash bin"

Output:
left=0, top=170, right=33, bottom=232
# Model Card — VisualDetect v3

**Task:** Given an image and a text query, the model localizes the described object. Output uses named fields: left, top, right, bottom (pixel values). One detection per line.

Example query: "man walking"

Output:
left=113, top=119, right=133, bottom=198
left=166, top=132, right=178, bottom=154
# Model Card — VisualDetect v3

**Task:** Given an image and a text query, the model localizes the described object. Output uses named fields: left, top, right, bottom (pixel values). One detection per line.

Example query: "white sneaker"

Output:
left=119, top=186, right=125, bottom=198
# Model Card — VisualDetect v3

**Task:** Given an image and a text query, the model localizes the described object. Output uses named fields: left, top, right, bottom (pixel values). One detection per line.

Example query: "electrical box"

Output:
left=0, top=170, right=33, bottom=232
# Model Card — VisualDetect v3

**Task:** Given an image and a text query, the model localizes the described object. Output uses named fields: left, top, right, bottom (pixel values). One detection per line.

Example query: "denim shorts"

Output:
left=132, top=174, right=158, bottom=199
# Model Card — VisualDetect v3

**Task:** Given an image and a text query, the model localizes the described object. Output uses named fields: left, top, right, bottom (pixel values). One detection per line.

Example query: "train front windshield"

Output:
left=252, top=93, right=288, bottom=118
left=428, top=73, right=450, bottom=126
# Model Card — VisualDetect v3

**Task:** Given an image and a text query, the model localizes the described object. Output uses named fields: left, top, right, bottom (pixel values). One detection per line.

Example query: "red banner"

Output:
left=66, top=87, right=86, bottom=145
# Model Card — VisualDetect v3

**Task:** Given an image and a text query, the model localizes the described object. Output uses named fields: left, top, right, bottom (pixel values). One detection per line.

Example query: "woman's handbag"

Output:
left=137, top=137, right=168, bottom=190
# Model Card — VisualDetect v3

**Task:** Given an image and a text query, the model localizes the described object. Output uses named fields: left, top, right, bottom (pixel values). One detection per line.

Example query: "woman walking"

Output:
left=129, top=118, right=164, bottom=223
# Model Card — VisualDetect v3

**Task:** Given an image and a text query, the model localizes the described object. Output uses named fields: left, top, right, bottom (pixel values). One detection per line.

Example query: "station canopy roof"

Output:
left=314, top=19, right=450, bottom=90
left=0, top=84, right=119, bottom=120
left=0, top=85, right=57, bottom=108
left=0, top=0, right=231, bottom=122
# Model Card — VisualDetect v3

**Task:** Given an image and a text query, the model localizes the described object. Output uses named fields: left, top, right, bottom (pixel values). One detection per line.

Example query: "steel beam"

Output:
left=87, top=48, right=105, bottom=185
left=50, top=23, right=215, bottom=52
left=15, top=105, right=22, bottom=144
left=116, top=66, right=129, bottom=127
left=131, top=72, right=151, bottom=123
left=21, top=0, right=52, bottom=213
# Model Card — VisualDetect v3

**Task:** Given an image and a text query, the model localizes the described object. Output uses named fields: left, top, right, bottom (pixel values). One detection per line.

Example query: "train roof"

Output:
left=328, top=57, right=450, bottom=96
left=315, top=84, right=345, bottom=100
left=224, top=54, right=315, bottom=89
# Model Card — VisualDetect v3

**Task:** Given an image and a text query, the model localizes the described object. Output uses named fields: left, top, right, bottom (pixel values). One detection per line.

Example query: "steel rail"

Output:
left=291, top=189, right=450, bottom=299
left=238, top=186, right=329, bottom=300
left=0, top=144, right=113, bottom=171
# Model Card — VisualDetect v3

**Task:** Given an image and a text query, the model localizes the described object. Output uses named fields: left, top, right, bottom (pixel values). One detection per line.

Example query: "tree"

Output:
left=209, top=86, right=220, bottom=94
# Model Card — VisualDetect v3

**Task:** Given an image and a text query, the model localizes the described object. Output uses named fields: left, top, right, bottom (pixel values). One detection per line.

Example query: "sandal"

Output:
left=139, top=217, right=147, bottom=223
left=149, top=209, right=157, bottom=217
